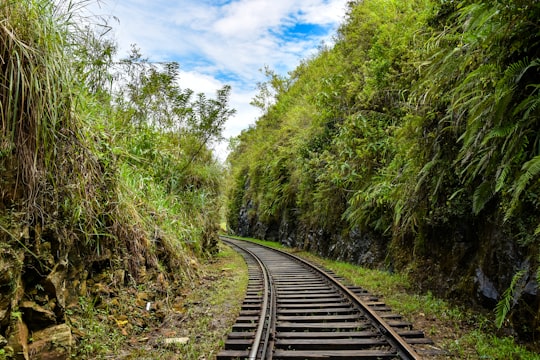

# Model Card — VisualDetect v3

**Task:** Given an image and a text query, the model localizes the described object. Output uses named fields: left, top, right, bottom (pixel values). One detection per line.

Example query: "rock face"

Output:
left=234, top=202, right=389, bottom=267
left=6, top=317, right=29, bottom=360
left=44, top=261, right=68, bottom=310
left=28, top=324, right=72, bottom=360
left=19, top=301, right=57, bottom=330
left=475, top=268, right=499, bottom=307
left=231, top=193, right=540, bottom=339
left=0, top=248, right=74, bottom=358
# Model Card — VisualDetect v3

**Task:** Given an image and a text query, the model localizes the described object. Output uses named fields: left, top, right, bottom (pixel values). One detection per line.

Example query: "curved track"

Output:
left=218, top=237, right=437, bottom=360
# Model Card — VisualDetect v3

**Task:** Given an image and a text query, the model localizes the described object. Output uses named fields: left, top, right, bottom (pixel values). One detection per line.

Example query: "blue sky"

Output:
left=88, top=0, right=348, bottom=159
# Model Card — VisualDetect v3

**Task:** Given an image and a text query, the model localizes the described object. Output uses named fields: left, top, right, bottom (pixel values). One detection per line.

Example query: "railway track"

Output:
left=217, top=236, right=440, bottom=360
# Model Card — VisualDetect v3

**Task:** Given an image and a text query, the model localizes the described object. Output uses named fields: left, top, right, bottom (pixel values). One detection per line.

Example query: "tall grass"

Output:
left=0, top=0, right=225, bottom=292
left=0, top=0, right=73, bottom=207
left=0, top=0, right=148, bottom=279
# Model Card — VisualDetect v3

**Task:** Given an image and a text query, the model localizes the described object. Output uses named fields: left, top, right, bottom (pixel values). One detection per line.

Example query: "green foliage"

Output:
left=226, top=0, right=436, bottom=237
left=108, top=46, right=233, bottom=258
left=72, top=296, right=126, bottom=358
left=0, top=0, right=233, bottom=286
left=225, top=0, right=540, bottom=338
left=0, top=0, right=75, bottom=207
left=413, top=1, right=540, bottom=221
left=495, top=269, right=527, bottom=329
left=459, top=330, right=539, bottom=360
left=115, top=46, right=234, bottom=148
left=0, top=0, right=122, bottom=261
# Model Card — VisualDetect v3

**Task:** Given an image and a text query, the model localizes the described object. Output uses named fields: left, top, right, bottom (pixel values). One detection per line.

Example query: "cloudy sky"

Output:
left=88, top=0, right=348, bottom=160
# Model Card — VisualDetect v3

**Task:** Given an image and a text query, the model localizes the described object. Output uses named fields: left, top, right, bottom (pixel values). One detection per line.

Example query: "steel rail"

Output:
left=221, top=236, right=421, bottom=360
left=223, top=239, right=273, bottom=360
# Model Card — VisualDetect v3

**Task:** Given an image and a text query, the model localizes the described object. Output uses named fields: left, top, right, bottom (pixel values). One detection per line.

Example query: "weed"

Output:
left=448, top=330, right=538, bottom=360
left=71, top=296, right=126, bottom=359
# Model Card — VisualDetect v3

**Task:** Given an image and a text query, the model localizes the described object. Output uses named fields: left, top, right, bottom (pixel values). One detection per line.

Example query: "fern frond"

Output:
left=495, top=269, right=526, bottom=328
left=503, top=57, right=531, bottom=87
left=415, top=157, right=439, bottom=194
left=515, top=58, right=539, bottom=84
left=472, top=181, right=494, bottom=215
left=512, top=154, right=540, bottom=203
left=483, top=123, right=518, bottom=145
left=471, top=147, right=495, bottom=180
left=495, top=165, right=510, bottom=193
left=448, top=188, right=464, bottom=201
left=513, top=84, right=540, bottom=120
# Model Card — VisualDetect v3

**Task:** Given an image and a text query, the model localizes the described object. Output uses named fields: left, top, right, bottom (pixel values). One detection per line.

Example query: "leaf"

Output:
left=115, top=319, right=129, bottom=327
left=483, top=123, right=518, bottom=145
left=449, top=188, right=464, bottom=201
left=508, top=155, right=540, bottom=217
left=495, top=269, right=526, bottom=329
left=495, top=165, right=510, bottom=193
left=472, top=181, right=494, bottom=215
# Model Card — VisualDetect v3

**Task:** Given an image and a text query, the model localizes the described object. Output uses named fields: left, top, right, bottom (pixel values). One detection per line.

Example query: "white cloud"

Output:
left=212, top=1, right=292, bottom=38
left=178, top=70, right=224, bottom=96
left=83, top=0, right=348, bottom=160
left=213, top=88, right=260, bottom=162
left=298, top=0, right=348, bottom=24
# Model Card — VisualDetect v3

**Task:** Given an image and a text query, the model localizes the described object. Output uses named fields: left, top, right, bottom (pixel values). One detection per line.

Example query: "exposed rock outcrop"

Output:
left=28, top=324, right=72, bottom=360
left=232, top=191, right=540, bottom=340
